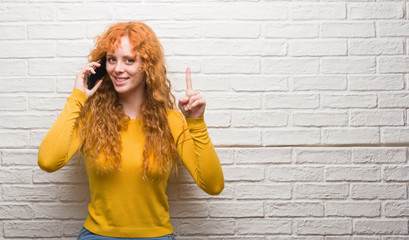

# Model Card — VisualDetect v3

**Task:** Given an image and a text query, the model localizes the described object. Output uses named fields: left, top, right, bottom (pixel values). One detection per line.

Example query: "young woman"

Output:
left=38, top=22, right=224, bottom=240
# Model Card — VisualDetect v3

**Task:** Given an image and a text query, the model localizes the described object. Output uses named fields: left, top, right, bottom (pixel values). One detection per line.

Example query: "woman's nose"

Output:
left=114, top=61, right=124, bottom=73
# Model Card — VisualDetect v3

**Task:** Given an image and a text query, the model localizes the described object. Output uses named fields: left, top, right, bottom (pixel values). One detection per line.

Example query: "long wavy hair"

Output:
left=77, top=22, right=179, bottom=180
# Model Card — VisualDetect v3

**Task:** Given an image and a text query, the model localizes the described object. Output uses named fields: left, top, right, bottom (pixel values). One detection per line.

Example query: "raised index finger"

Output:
left=185, top=67, right=192, bottom=91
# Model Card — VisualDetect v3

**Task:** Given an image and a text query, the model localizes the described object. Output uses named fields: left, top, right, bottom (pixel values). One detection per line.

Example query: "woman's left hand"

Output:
left=178, top=67, right=206, bottom=118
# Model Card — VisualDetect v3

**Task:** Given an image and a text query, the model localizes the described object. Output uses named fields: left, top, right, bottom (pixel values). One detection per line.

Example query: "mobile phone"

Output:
left=87, top=56, right=107, bottom=90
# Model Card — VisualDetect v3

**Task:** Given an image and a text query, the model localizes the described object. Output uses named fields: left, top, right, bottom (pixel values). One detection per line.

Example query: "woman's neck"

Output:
left=118, top=90, right=144, bottom=119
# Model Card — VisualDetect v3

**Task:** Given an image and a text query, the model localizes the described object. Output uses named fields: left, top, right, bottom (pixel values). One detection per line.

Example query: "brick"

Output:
left=30, top=130, right=49, bottom=148
left=291, top=76, right=346, bottom=91
left=231, top=40, right=286, bottom=56
left=348, top=3, right=404, bottom=19
left=33, top=204, right=88, bottom=219
left=209, top=202, right=263, bottom=217
left=296, top=219, right=352, bottom=235
left=203, top=23, right=259, bottom=38
left=290, top=40, right=347, bottom=56
left=236, top=183, right=291, bottom=200
left=210, top=238, right=265, bottom=240
left=4, top=221, right=62, bottom=238
left=384, top=201, right=409, bottom=217
left=379, top=56, right=409, bottom=73
left=0, top=59, right=27, bottom=76
left=326, top=166, right=380, bottom=181
left=172, top=4, right=229, bottom=20
left=59, top=185, right=89, bottom=202
left=232, top=3, right=287, bottom=20
left=1, top=5, right=54, bottom=21
left=0, top=168, right=32, bottom=184
left=172, top=40, right=229, bottom=56
left=263, top=58, right=319, bottom=74
left=268, top=166, right=323, bottom=182
left=0, top=77, right=55, bottom=93
left=231, top=76, right=288, bottom=92
left=267, top=201, right=323, bottom=217
left=115, top=4, right=170, bottom=20
left=321, top=57, right=375, bottom=74
left=0, top=204, right=34, bottom=219
left=381, top=127, right=409, bottom=144
left=169, top=201, right=208, bottom=218
left=294, top=184, right=349, bottom=199
left=266, top=23, right=319, bottom=38
left=0, top=41, right=56, bottom=58
left=354, top=219, right=408, bottom=235
left=180, top=219, right=234, bottom=235
left=204, top=111, right=230, bottom=128
left=207, top=93, right=260, bottom=110
left=351, top=183, right=407, bottom=200
left=179, top=184, right=234, bottom=200
left=379, top=93, right=409, bottom=108
left=0, top=24, right=26, bottom=40
left=322, top=94, right=377, bottom=108
left=57, top=40, right=94, bottom=57
left=57, top=4, right=112, bottom=20
left=348, top=75, right=404, bottom=90
left=215, top=148, right=234, bottom=165
left=321, top=22, right=375, bottom=37
left=236, top=218, right=291, bottom=234
left=0, top=114, right=57, bottom=129
left=293, top=111, right=348, bottom=127
left=222, top=166, right=265, bottom=182
left=148, top=22, right=201, bottom=39
left=202, top=57, right=259, bottom=74
left=28, top=24, right=84, bottom=40
left=33, top=168, right=87, bottom=184
left=2, top=185, right=58, bottom=201
left=0, top=131, right=29, bottom=148
left=326, top=201, right=380, bottom=217
left=349, top=39, right=404, bottom=55
left=1, top=150, right=38, bottom=166
left=323, top=128, right=379, bottom=145
left=264, top=93, right=319, bottom=109
left=235, top=148, right=292, bottom=164
left=209, top=129, right=261, bottom=146
left=294, top=148, right=351, bottom=164
left=30, top=96, right=67, bottom=111
left=171, top=74, right=231, bottom=91
left=291, top=3, right=346, bottom=20
left=63, top=221, right=83, bottom=237
left=232, top=111, right=287, bottom=127
left=378, top=21, right=409, bottom=37
left=352, top=147, right=406, bottom=164
left=29, top=58, right=86, bottom=76
left=350, top=110, right=404, bottom=126
left=263, top=129, right=320, bottom=145
left=0, top=95, right=27, bottom=111
left=384, top=166, right=409, bottom=181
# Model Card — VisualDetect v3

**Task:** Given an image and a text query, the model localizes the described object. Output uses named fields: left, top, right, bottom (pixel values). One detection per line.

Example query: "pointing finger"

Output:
left=185, top=67, right=192, bottom=91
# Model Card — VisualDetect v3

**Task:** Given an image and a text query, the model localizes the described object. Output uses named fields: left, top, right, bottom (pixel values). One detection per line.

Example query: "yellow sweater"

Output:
left=38, top=89, right=224, bottom=238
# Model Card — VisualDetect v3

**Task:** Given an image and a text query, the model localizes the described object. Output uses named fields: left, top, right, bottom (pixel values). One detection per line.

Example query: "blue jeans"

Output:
left=77, top=227, right=176, bottom=240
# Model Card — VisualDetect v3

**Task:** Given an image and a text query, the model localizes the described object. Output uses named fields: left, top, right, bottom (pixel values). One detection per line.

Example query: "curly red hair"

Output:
left=77, top=22, right=179, bottom=179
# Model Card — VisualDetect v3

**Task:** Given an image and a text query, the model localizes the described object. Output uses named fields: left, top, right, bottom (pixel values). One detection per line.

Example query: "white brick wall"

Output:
left=1, top=1, right=408, bottom=239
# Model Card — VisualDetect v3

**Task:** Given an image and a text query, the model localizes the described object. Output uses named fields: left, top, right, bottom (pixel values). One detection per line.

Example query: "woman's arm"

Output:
left=176, top=116, right=224, bottom=195
left=38, top=89, right=87, bottom=172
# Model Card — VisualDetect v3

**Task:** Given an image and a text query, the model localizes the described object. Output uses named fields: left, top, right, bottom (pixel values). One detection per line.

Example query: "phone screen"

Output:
left=87, top=56, right=107, bottom=90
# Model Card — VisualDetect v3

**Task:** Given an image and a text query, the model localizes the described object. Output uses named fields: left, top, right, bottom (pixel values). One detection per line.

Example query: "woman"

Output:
left=38, top=22, right=224, bottom=240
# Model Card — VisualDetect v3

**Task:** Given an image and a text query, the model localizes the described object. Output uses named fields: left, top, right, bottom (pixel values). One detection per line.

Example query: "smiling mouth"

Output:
left=114, top=77, right=129, bottom=82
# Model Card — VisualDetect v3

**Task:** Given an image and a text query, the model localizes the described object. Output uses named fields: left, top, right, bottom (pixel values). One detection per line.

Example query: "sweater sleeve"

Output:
left=176, top=117, right=224, bottom=195
left=38, top=89, right=87, bottom=173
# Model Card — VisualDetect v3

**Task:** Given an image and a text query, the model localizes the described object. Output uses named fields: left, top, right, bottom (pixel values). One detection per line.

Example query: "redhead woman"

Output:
left=38, top=22, right=224, bottom=240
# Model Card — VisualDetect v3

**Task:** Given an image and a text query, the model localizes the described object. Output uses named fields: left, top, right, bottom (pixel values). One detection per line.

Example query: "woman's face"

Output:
left=106, top=36, right=144, bottom=97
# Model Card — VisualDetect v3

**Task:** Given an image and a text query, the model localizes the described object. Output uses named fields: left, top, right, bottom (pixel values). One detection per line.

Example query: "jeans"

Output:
left=77, top=227, right=176, bottom=240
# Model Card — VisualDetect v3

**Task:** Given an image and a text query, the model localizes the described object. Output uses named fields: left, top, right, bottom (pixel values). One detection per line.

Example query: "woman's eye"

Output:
left=125, top=58, right=135, bottom=63
left=107, top=57, right=116, bottom=63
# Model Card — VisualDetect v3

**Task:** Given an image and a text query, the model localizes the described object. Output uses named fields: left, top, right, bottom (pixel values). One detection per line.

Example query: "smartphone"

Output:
left=87, top=56, right=107, bottom=90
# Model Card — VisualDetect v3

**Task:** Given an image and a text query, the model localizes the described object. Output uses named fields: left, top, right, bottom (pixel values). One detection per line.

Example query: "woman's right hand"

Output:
left=74, top=62, right=103, bottom=97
